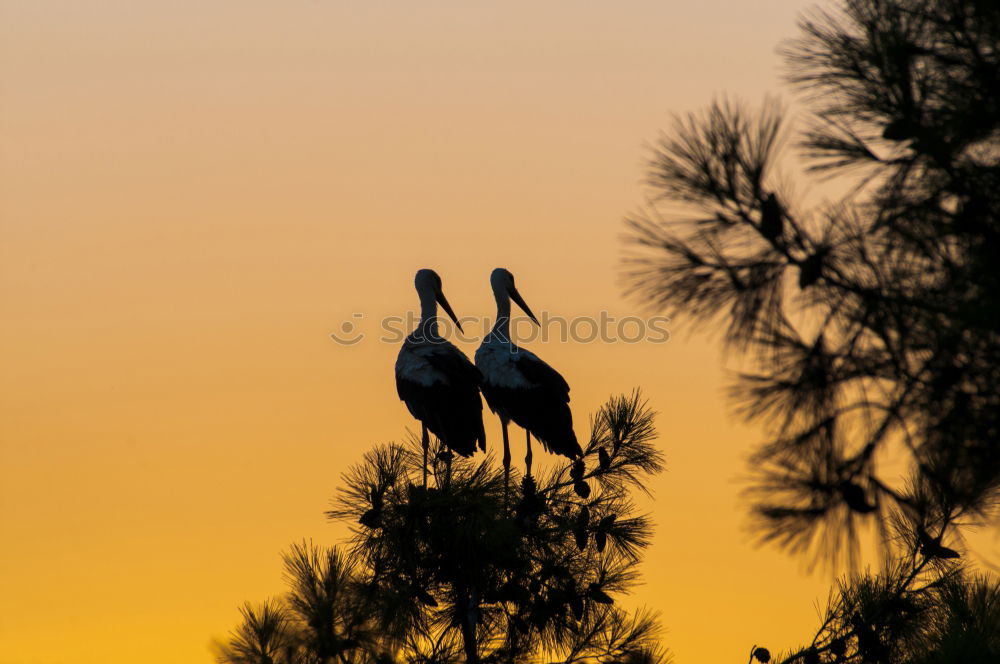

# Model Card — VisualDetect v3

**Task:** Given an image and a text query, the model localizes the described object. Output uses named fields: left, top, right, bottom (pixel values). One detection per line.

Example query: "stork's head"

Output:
left=489, top=267, right=514, bottom=292
left=415, top=268, right=443, bottom=293
left=414, top=268, right=462, bottom=332
left=490, top=267, right=539, bottom=326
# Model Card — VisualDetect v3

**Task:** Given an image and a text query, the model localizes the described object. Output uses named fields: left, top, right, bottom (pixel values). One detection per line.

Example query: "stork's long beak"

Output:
left=436, top=290, right=464, bottom=333
left=510, top=288, right=540, bottom=326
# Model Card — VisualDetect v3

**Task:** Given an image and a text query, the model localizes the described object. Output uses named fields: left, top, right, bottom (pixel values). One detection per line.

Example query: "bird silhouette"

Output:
left=395, top=269, right=485, bottom=485
left=475, top=268, right=582, bottom=489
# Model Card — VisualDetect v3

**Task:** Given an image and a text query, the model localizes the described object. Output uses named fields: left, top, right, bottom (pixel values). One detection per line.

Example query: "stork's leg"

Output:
left=421, top=424, right=429, bottom=488
left=501, top=419, right=511, bottom=504
left=525, top=430, right=533, bottom=479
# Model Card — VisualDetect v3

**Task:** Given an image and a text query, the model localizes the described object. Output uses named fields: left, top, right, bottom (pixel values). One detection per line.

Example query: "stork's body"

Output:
left=475, top=269, right=581, bottom=484
left=395, top=270, right=485, bottom=483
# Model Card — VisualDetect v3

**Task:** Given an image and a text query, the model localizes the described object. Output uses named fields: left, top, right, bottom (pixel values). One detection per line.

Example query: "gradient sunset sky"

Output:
left=0, top=2, right=864, bottom=662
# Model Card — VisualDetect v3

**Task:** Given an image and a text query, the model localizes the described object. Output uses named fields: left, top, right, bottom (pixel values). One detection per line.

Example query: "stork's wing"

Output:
left=479, top=349, right=580, bottom=459
left=429, top=344, right=484, bottom=389
left=395, top=342, right=486, bottom=456
left=513, top=351, right=571, bottom=402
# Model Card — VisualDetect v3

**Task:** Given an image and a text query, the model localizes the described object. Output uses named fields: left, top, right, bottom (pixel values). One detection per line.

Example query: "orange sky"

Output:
left=0, top=2, right=859, bottom=662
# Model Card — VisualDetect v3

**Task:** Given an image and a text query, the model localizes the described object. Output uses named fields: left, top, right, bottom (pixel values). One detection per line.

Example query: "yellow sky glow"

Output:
left=1, top=2, right=853, bottom=662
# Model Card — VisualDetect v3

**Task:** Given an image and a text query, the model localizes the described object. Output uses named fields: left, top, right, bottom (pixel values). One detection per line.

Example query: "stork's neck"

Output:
left=417, top=285, right=439, bottom=338
left=490, top=288, right=512, bottom=341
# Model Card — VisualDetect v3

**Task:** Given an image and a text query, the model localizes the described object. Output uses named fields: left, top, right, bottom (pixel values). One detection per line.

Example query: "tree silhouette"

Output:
left=623, top=0, right=999, bottom=660
left=216, top=392, right=669, bottom=664
left=213, top=542, right=390, bottom=664
left=214, top=600, right=295, bottom=664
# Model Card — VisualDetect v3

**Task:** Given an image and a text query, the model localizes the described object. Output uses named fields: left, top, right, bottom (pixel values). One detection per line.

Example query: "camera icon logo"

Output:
left=330, top=313, right=366, bottom=346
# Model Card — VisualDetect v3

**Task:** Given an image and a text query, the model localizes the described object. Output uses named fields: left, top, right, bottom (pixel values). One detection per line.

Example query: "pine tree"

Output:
left=216, top=392, right=669, bottom=664
left=623, top=0, right=999, bottom=660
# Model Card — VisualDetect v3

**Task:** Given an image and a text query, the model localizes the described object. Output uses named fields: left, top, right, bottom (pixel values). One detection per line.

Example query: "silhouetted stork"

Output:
left=396, top=269, right=486, bottom=485
left=475, top=268, right=582, bottom=486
